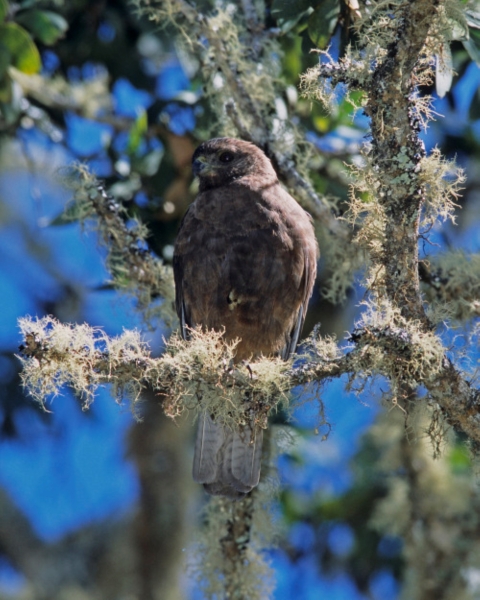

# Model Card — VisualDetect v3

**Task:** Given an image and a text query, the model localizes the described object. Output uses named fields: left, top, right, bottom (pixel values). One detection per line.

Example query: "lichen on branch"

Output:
left=18, top=316, right=293, bottom=430
left=421, top=252, right=480, bottom=321
left=58, top=165, right=176, bottom=325
left=18, top=311, right=480, bottom=448
left=301, top=0, right=468, bottom=323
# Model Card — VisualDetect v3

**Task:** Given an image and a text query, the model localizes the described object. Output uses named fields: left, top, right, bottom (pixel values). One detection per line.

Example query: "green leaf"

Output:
left=0, top=74, right=23, bottom=121
left=282, top=35, right=303, bottom=81
left=271, top=0, right=314, bottom=32
left=308, top=0, right=341, bottom=48
left=18, top=0, right=39, bottom=8
left=449, top=443, right=471, bottom=473
left=436, top=44, right=453, bottom=98
left=466, top=9, right=480, bottom=29
left=271, top=0, right=313, bottom=21
left=16, top=10, right=68, bottom=46
left=463, top=36, right=480, bottom=67
left=0, top=23, right=41, bottom=74
left=470, top=27, right=480, bottom=44
left=127, top=109, right=148, bottom=155
left=0, top=0, right=9, bottom=23
left=313, top=114, right=330, bottom=132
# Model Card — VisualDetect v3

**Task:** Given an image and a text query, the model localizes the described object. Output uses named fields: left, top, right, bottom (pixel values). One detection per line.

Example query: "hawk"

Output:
left=173, top=138, right=318, bottom=499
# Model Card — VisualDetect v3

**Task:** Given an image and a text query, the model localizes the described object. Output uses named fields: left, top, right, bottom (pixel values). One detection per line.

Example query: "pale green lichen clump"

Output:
left=18, top=316, right=292, bottom=429
left=18, top=315, right=149, bottom=408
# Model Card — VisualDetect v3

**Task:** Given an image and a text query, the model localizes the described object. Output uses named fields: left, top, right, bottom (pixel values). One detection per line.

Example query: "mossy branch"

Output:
left=367, top=409, right=480, bottom=600
left=18, top=316, right=292, bottom=429
left=298, top=0, right=480, bottom=496
left=18, top=314, right=480, bottom=446
left=192, top=492, right=275, bottom=600
left=59, top=166, right=176, bottom=325
left=363, top=0, right=443, bottom=324
left=301, top=0, right=467, bottom=324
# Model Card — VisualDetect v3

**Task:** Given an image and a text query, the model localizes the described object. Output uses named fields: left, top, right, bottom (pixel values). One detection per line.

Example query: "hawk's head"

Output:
left=192, top=138, right=277, bottom=191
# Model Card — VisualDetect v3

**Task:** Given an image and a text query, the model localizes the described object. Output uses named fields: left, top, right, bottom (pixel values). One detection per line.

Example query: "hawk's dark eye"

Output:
left=218, top=151, right=235, bottom=163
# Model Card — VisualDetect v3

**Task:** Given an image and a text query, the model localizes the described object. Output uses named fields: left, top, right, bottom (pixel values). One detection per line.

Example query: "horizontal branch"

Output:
left=18, top=316, right=480, bottom=446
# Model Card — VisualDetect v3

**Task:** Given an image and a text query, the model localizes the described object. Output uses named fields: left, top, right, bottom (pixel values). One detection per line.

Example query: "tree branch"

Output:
left=17, top=316, right=480, bottom=447
left=364, top=0, right=440, bottom=324
left=57, top=168, right=176, bottom=325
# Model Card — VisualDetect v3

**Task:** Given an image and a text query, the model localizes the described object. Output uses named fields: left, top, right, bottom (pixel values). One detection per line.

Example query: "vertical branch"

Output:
left=364, top=0, right=440, bottom=324
left=129, top=391, right=191, bottom=600
left=220, top=495, right=256, bottom=600
left=368, top=408, right=480, bottom=600
left=399, top=421, right=480, bottom=600
left=196, top=492, right=269, bottom=600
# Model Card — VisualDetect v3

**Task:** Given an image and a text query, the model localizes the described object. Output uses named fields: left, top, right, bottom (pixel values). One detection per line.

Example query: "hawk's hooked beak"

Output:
left=192, top=155, right=210, bottom=177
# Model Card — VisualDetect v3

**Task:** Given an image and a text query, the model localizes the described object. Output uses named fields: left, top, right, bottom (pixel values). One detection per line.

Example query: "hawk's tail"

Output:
left=193, top=413, right=263, bottom=500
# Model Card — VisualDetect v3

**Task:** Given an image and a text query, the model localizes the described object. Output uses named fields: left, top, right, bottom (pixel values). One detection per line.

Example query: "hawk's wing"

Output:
left=280, top=250, right=316, bottom=360
left=173, top=208, right=193, bottom=341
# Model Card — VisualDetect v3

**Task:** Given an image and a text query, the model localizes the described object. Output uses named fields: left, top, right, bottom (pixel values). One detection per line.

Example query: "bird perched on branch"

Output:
left=173, top=137, right=318, bottom=499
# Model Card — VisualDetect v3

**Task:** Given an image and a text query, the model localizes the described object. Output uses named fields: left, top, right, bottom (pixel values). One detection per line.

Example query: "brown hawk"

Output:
left=173, top=138, right=318, bottom=499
